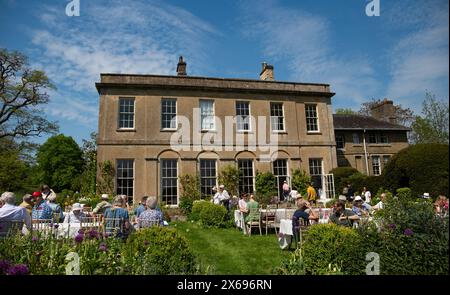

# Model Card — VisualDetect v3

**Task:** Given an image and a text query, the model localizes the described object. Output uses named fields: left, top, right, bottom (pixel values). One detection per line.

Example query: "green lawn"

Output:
left=173, top=222, right=291, bottom=274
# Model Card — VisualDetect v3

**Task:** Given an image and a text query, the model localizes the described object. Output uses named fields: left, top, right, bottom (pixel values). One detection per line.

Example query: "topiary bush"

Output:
left=190, top=200, right=210, bottom=221
left=124, top=227, right=197, bottom=274
left=301, top=224, right=366, bottom=275
left=382, top=143, right=449, bottom=197
left=190, top=200, right=228, bottom=227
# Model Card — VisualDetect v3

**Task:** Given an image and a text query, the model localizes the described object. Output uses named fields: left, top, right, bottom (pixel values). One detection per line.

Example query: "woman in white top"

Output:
left=64, top=203, right=85, bottom=223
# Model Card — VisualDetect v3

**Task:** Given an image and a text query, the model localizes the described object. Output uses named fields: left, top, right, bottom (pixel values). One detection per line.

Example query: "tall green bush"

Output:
left=329, top=167, right=359, bottom=195
left=179, top=173, right=201, bottom=215
left=218, top=165, right=240, bottom=196
left=290, top=169, right=310, bottom=196
left=382, top=143, right=449, bottom=197
left=190, top=200, right=228, bottom=227
left=255, top=171, right=277, bottom=205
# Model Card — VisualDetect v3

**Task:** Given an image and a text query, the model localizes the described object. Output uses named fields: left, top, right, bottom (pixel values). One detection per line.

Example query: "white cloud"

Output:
left=238, top=0, right=379, bottom=107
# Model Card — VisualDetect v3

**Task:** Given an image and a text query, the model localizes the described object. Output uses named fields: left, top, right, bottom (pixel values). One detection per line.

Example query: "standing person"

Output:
left=307, top=182, right=317, bottom=205
left=31, top=191, right=53, bottom=220
left=282, top=180, right=290, bottom=202
left=93, top=194, right=112, bottom=215
left=362, top=187, right=372, bottom=204
left=19, top=194, right=33, bottom=215
left=214, top=185, right=230, bottom=210
left=47, top=194, right=64, bottom=222
left=41, top=184, right=56, bottom=201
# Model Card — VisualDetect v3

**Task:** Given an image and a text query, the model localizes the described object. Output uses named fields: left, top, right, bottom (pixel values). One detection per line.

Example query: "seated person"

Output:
left=352, top=196, right=371, bottom=217
left=372, top=193, right=386, bottom=211
left=103, top=196, right=131, bottom=238
left=47, top=194, right=64, bottom=222
left=434, top=195, right=448, bottom=215
left=138, top=196, right=164, bottom=228
left=63, top=203, right=85, bottom=223
left=93, top=194, right=112, bottom=215
left=19, top=194, right=33, bottom=216
left=292, top=199, right=318, bottom=235
left=31, top=191, right=53, bottom=220
left=244, top=194, right=259, bottom=223
left=133, top=196, right=148, bottom=219
left=238, top=193, right=248, bottom=213
left=0, top=192, right=32, bottom=234
left=329, top=200, right=360, bottom=227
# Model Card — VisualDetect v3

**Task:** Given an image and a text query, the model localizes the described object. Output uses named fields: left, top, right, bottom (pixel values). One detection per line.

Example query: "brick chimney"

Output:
left=370, top=98, right=397, bottom=124
left=176, top=56, right=187, bottom=76
left=260, top=62, right=274, bottom=81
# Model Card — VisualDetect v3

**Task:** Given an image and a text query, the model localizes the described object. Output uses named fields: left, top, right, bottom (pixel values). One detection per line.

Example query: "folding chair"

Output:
left=261, top=206, right=277, bottom=235
left=246, top=207, right=262, bottom=236
left=32, top=219, right=54, bottom=236
left=292, top=218, right=309, bottom=248
left=0, top=220, right=24, bottom=238
left=138, top=218, right=161, bottom=229
left=103, top=217, right=125, bottom=237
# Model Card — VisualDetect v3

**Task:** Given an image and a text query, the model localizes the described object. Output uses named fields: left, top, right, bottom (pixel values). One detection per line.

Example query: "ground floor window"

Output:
left=238, top=159, right=254, bottom=195
left=273, top=159, right=289, bottom=199
left=309, top=158, right=323, bottom=189
left=372, top=156, right=381, bottom=176
left=116, top=159, right=134, bottom=198
left=160, top=159, right=178, bottom=205
left=199, top=159, right=217, bottom=199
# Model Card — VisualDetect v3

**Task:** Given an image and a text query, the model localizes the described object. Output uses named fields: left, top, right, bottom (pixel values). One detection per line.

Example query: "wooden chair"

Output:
left=0, top=220, right=24, bottom=238
left=246, top=207, right=262, bottom=236
left=103, top=217, right=125, bottom=236
left=81, top=216, right=101, bottom=232
left=292, top=218, right=309, bottom=248
left=138, top=218, right=161, bottom=229
left=32, top=219, right=54, bottom=235
left=261, top=207, right=277, bottom=235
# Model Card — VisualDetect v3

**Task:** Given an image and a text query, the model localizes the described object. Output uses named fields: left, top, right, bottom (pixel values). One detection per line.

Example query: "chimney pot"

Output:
left=260, top=62, right=274, bottom=81
left=177, top=56, right=187, bottom=76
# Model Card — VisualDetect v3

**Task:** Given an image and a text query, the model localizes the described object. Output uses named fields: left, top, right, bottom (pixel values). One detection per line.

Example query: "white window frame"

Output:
left=372, top=156, right=381, bottom=176
left=160, top=159, right=179, bottom=206
left=236, top=101, right=251, bottom=132
left=118, top=97, right=135, bottom=130
left=200, top=99, right=215, bottom=131
left=116, top=159, right=135, bottom=198
left=161, top=98, right=177, bottom=130
left=199, top=159, right=218, bottom=199
left=270, top=102, right=285, bottom=132
left=305, top=104, right=320, bottom=133
left=237, top=159, right=255, bottom=194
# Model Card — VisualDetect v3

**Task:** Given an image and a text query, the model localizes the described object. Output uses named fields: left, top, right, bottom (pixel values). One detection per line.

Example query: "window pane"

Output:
left=161, top=99, right=177, bottom=129
left=238, top=160, right=254, bottom=194
left=273, top=159, right=288, bottom=176
left=119, top=98, right=135, bottom=129
left=352, top=133, right=360, bottom=144
left=383, top=155, right=391, bottom=165
left=372, top=156, right=381, bottom=176
left=336, top=135, right=345, bottom=149
left=116, top=159, right=134, bottom=198
left=236, top=102, right=250, bottom=131
left=309, top=158, right=322, bottom=176
left=200, top=159, right=217, bottom=198
left=161, top=159, right=178, bottom=205
left=270, top=103, right=284, bottom=131
left=305, top=105, right=318, bottom=132
left=200, top=100, right=215, bottom=130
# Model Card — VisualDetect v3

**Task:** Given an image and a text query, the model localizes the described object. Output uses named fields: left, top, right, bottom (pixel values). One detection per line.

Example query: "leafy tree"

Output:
left=0, top=138, right=28, bottom=191
left=255, top=171, right=277, bottom=205
left=36, top=134, right=84, bottom=192
left=79, top=132, right=97, bottom=196
left=382, top=143, right=449, bottom=197
left=410, top=92, right=449, bottom=144
left=218, top=164, right=240, bottom=197
left=179, top=173, right=201, bottom=215
left=0, top=48, right=58, bottom=138
left=334, top=108, right=356, bottom=115
left=96, top=160, right=115, bottom=195
left=290, top=169, right=310, bottom=197
left=358, top=98, right=414, bottom=127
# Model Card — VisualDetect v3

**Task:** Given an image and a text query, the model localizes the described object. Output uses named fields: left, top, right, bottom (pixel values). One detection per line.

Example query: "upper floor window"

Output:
left=270, top=102, right=285, bottom=132
left=161, top=99, right=177, bottom=130
left=309, top=158, right=323, bottom=176
left=305, top=104, right=319, bottom=132
left=368, top=132, right=389, bottom=144
left=236, top=101, right=250, bottom=131
left=118, top=98, right=135, bottom=129
left=200, top=100, right=215, bottom=130
left=372, top=156, right=381, bottom=176
left=336, top=135, right=345, bottom=149
left=352, top=133, right=360, bottom=144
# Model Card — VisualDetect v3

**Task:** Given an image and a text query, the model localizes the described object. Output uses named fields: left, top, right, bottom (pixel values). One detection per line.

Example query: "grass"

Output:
left=173, top=221, right=291, bottom=274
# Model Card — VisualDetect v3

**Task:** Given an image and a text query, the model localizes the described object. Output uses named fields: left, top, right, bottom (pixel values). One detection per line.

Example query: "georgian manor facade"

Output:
left=96, top=58, right=338, bottom=205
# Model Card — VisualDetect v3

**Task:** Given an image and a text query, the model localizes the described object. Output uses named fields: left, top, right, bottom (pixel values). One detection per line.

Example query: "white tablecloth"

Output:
left=35, top=222, right=100, bottom=238
left=278, top=219, right=292, bottom=249
left=233, top=208, right=296, bottom=226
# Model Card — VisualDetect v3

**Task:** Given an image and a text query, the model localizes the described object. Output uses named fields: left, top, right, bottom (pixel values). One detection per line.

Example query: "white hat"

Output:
left=101, top=194, right=109, bottom=200
left=219, top=185, right=225, bottom=189
left=354, top=196, right=362, bottom=201
left=423, top=193, right=430, bottom=198
left=71, top=203, right=82, bottom=211
left=338, top=195, right=347, bottom=201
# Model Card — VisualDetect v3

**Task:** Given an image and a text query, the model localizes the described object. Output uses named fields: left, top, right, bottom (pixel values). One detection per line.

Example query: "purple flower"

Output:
left=404, top=229, right=413, bottom=236
left=54, top=224, right=59, bottom=229
left=74, top=234, right=84, bottom=243
left=32, top=236, right=39, bottom=242
left=78, top=229, right=85, bottom=235
left=144, top=240, right=149, bottom=246
left=0, top=260, right=11, bottom=274
left=99, top=243, right=107, bottom=252
left=7, top=264, right=29, bottom=275
left=88, top=230, right=99, bottom=240
left=389, top=223, right=396, bottom=230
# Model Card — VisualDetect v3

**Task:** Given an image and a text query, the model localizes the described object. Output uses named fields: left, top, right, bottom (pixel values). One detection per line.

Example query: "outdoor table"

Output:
left=278, top=219, right=293, bottom=249
left=233, top=208, right=296, bottom=229
left=35, top=222, right=100, bottom=239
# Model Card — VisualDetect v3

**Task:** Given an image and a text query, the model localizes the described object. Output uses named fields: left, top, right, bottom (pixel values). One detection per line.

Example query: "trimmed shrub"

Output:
left=301, top=224, right=365, bottom=275
left=124, top=227, right=196, bottom=274
left=190, top=200, right=210, bottom=221
left=255, top=171, right=277, bottom=205
left=382, top=143, right=449, bottom=197
left=190, top=200, right=228, bottom=227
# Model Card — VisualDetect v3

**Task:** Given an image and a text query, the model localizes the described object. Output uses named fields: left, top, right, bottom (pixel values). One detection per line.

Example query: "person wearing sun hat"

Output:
left=351, top=195, right=371, bottom=217
left=93, top=194, right=112, bottom=215
left=31, top=191, right=53, bottom=220
left=63, top=203, right=85, bottom=224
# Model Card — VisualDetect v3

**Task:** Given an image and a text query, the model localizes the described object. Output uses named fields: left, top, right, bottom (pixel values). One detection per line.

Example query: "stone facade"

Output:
left=96, top=64, right=337, bottom=205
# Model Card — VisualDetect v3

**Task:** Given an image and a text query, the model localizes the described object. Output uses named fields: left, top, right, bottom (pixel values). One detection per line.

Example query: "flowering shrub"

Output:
left=0, top=227, right=199, bottom=275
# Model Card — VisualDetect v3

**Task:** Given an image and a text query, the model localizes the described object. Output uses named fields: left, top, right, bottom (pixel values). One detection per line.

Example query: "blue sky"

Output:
left=1, top=0, right=448, bottom=145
